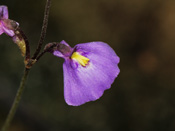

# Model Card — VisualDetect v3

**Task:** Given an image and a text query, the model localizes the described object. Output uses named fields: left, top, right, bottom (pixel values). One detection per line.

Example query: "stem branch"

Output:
left=32, top=0, right=51, bottom=59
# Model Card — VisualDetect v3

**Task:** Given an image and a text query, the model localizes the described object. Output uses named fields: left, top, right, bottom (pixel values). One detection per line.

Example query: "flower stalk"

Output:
left=32, top=0, right=51, bottom=59
left=1, top=68, right=30, bottom=131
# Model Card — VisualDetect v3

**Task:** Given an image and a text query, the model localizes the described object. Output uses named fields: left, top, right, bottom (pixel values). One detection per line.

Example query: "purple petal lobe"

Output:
left=0, top=25, right=3, bottom=35
left=1, top=21, right=15, bottom=36
left=0, top=5, right=9, bottom=19
left=63, top=41, right=120, bottom=106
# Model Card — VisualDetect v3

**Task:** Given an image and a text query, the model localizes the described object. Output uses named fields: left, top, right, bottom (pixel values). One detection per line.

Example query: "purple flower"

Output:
left=0, top=5, right=19, bottom=37
left=52, top=40, right=120, bottom=106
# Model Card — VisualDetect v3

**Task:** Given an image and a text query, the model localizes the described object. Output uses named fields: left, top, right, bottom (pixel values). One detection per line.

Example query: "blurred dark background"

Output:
left=0, top=0, right=175, bottom=131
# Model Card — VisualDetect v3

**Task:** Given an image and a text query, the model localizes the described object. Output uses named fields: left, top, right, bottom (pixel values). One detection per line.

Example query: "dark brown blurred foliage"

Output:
left=0, top=0, right=175, bottom=131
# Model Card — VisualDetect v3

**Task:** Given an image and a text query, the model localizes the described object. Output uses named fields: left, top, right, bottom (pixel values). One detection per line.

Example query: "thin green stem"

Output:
left=32, top=0, right=51, bottom=59
left=1, top=68, right=30, bottom=131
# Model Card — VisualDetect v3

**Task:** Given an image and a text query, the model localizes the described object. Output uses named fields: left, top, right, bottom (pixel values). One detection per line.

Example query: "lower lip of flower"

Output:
left=71, top=52, right=89, bottom=67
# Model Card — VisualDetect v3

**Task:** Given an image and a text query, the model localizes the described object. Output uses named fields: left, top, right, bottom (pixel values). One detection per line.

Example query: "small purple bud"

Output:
left=0, top=5, right=19, bottom=37
left=2, top=19, right=19, bottom=30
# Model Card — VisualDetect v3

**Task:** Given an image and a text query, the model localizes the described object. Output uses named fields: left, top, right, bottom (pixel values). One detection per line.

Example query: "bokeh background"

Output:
left=0, top=0, right=175, bottom=131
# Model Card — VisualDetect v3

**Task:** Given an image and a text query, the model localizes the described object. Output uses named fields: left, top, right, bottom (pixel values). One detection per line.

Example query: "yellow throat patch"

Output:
left=71, top=52, right=89, bottom=67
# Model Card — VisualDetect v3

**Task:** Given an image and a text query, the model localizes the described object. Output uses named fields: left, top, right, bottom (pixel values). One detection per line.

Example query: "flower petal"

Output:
left=0, top=23, right=3, bottom=35
left=63, top=42, right=120, bottom=106
left=1, top=25, right=15, bottom=36
left=0, top=23, right=15, bottom=36
left=75, top=41, right=120, bottom=63
left=0, top=5, right=9, bottom=35
left=0, top=5, right=9, bottom=19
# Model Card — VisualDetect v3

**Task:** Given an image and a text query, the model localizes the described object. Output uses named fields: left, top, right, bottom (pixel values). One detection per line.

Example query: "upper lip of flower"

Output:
left=0, top=12, right=4, bottom=19
left=0, top=5, right=8, bottom=19
left=57, top=43, right=73, bottom=57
